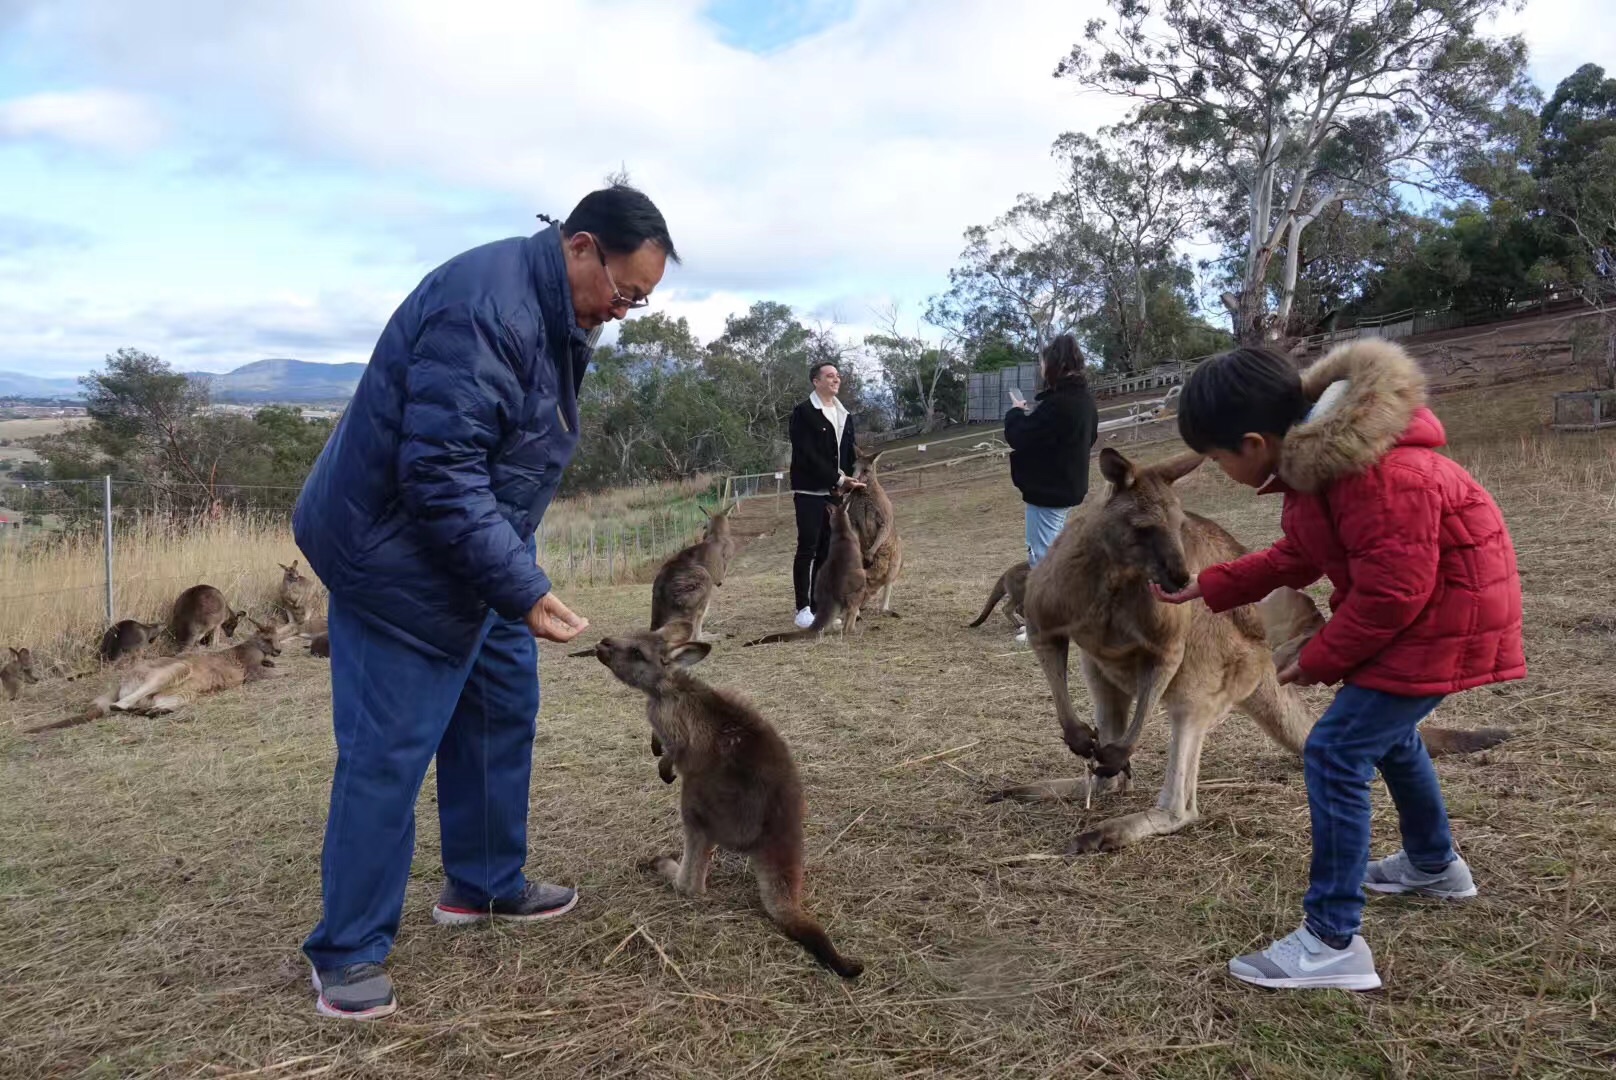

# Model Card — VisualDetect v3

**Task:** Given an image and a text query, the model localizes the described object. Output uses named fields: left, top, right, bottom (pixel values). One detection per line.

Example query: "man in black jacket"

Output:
left=1005, top=335, right=1099, bottom=639
left=787, top=360, right=860, bottom=627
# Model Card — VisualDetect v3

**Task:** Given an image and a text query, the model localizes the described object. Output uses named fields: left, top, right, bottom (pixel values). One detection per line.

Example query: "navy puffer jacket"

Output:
left=293, top=225, right=589, bottom=662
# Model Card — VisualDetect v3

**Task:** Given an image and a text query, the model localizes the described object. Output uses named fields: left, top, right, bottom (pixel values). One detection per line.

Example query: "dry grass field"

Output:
left=0, top=417, right=84, bottom=440
left=2, top=376, right=1613, bottom=1078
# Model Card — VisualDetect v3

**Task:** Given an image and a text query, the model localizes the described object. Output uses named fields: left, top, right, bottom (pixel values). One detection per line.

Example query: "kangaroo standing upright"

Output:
left=997, top=447, right=1509, bottom=854
left=744, top=496, right=866, bottom=646
left=594, top=625, right=862, bottom=979
left=3, top=647, right=39, bottom=701
left=277, top=561, right=317, bottom=624
left=845, top=447, right=903, bottom=617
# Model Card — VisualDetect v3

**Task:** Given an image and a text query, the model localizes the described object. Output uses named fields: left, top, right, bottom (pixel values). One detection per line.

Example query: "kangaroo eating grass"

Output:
left=567, top=502, right=738, bottom=658
left=744, top=496, right=867, bottom=646
left=169, top=584, right=245, bottom=653
left=594, top=625, right=863, bottom=978
left=98, top=620, right=167, bottom=665
left=28, top=623, right=282, bottom=733
left=967, top=560, right=1029, bottom=630
left=846, top=447, right=903, bottom=617
left=994, top=447, right=1509, bottom=854
left=277, top=561, right=317, bottom=624
left=3, top=647, right=39, bottom=701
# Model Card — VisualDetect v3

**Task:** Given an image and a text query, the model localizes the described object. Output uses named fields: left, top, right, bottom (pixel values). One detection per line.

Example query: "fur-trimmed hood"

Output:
left=1277, top=339, right=1439, bottom=493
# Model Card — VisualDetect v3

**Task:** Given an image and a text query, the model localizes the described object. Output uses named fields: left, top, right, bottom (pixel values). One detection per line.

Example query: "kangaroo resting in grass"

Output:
left=744, top=496, right=866, bottom=646
left=845, top=446, right=903, bottom=617
left=567, top=502, right=739, bottom=658
left=98, top=620, right=167, bottom=665
left=594, top=624, right=863, bottom=979
left=3, top=647, right=39, bottom=701
left=169, top=584, right=245, bottom=653
left=994, top=447, right=1509, bottom=854
left=967, top=560, right=1029, bottom=630
left=27, top=623, right=282, bottom=733
left=277, top=560, right=317, bottom=625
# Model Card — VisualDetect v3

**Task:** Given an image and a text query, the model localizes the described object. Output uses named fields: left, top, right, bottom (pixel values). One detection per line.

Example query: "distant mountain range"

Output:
left=0, top=358, right=368, bottom=404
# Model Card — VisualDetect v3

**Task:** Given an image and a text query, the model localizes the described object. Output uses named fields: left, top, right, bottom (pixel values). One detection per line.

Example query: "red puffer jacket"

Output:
left=1197, top=340, right=1525, bottom=696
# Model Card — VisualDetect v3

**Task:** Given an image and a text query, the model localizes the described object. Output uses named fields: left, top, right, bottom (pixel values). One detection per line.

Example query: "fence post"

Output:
left=102, top=474, right=114, bottom=622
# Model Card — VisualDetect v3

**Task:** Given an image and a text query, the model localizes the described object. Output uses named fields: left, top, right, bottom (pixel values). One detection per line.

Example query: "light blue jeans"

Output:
left=1024, top=504, right=1071, bottom=568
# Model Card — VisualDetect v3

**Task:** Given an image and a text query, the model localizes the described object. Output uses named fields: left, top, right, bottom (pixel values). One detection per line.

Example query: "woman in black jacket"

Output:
left=1005, top=334, right=1099, bottom=587
left=786, top=360, right=859, bottom=627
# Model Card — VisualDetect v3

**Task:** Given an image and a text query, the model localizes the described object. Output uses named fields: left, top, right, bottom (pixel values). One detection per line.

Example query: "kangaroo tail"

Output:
left=967, top=575, right=1008, bottom=627
left=1420, top=726, right=1512, bottom=758
left=743, top=604, right=837, bottom=647
left=772, top=906, right=864, bottom=979
left=26, top=700, right=109, bottom=734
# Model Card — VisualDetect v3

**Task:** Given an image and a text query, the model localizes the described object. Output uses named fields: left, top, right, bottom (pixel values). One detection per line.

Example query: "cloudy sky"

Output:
left=0, top=0, right=1609, bottom=378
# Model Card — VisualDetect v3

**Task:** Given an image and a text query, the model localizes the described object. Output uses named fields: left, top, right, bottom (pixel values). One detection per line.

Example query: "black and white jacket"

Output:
left=788, top=395, right=856, bottom=494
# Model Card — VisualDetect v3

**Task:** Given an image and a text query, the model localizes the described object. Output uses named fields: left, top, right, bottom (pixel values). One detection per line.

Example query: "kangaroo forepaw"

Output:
left=657, top=756, right=676, bottom=784
left=1091, top=742, right=1135, bottom=779
left=1061, top=722, right=1099, bottom=759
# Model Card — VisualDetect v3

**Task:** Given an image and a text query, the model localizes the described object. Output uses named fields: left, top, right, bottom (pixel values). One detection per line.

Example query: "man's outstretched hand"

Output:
left=1150, top=579, right=1202, bottom=605
left=525, top=592, right=589, bottom=643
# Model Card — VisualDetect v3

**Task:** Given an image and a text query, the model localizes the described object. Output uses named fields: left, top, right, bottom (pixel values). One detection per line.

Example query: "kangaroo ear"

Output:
left=1150, top=451, right=1205, bottom=485
left=1098, top=447, right=1135, bottom=490
left=665, top=640, right=712, bottom=668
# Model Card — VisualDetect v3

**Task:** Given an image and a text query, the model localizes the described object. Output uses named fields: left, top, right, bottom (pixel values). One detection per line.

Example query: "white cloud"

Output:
left=29, top=0, right=1123, bottom=294
left=0, top=89, right=165, bottom=154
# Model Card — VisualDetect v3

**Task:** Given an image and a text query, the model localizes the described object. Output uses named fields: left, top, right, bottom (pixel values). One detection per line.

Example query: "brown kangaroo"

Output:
left=567, top=502, right=739, bottom=658
left=995, top=447, right=1509, bottom=854
left=307, top=630, right=330, bottom=658
left=169, top=585, right=245, bottom=653
left=28, top=623, right=282, bottom=733
left=3, top=647, right=39, bottom=701
left=277, top=561, right=317, bottom=624
left=98, top=620, right=167, bottom=665
left=744, top=496, right=866, bottom=646
left=967, top=560, right=1029, bottom=630
left=594, top=625, right=862, bottom=979
left=846, top=447, right=903, bottom=617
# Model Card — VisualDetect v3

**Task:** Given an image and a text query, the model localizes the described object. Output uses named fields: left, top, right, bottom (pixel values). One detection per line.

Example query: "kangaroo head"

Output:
left=853, top=446, right=886, bottom=481
left=1096, top=447, right=1204, bottom=593
left=9, top=647, right=38, bottom=682
left=702, top=502, right=733, bottom=541
left=280, top=561, right=303, bottom=582
left=142, top=621, right=164, bottom=638
left=220, top=609, right=245, bottom=639
left=594, top=624, right=711, bottom=694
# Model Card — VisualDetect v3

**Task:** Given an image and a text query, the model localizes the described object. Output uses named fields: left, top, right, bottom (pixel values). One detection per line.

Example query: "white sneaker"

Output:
left=793, top=607, right=815, bottom=629
left=1228, top=924, right=1382, bottom=991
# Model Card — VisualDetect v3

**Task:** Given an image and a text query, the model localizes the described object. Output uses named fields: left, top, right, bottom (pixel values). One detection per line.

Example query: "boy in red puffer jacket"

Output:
left=1154, top=340, right=1524, bottom=991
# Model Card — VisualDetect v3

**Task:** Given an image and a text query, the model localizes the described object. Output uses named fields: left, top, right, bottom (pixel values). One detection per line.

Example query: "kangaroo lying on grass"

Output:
left=967, top=560, right=1029, bottom=630
left=594, top=624, right=863, bottom=978
left=169, top=584, right=246, bottom=653
left=568, top=503, right=738, bottom=658
left=27, top=623, right=282, bottom=733
left=846, top=447, right=903, bottom=617
left=3, top=647, right=39, bottom=701
left=744, top=496, right=866, bottom=646
left=995, top=447, right=1509, bottom=854
left=277, top=561, right=317, bottom=624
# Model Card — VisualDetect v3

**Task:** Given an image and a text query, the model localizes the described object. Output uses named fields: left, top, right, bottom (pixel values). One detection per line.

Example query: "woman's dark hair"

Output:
left=1041, top=334, right=1087, bottom=389
left=541, top=184, right=680, bottom=263
left=809, top=361, right=839, bottom=385
left=1177, top=346, right=1309, bottom=452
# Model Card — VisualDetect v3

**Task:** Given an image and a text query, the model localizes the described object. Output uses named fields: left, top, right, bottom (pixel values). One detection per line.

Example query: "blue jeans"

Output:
left=1302, top=685, right=1455, bottom=941
left=1024, top=504, right=1070, bottom=568
left=302, top=596, right=541, bottom=971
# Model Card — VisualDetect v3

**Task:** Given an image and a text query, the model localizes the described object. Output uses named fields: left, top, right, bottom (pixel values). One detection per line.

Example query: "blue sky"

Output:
left=0, top=0, right=1609, bottom=378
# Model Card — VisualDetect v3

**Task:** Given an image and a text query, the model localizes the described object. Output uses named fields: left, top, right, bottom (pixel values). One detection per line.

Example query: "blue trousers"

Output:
left=1302, top=685, right=1455, bottom=941
left=302, top=596, right=540, bottom=971
left=1024, top=504, right=1070, bottom=568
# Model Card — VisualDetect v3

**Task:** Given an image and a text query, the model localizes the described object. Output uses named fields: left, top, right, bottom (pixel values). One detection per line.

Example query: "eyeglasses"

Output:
left=586, top=234, right=649, bottom=310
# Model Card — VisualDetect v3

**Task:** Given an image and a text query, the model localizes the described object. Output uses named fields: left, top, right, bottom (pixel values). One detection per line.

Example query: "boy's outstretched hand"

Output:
left=525, top=592, right=589, bottom=643
left=1150, top=579, right=1202, bottom=605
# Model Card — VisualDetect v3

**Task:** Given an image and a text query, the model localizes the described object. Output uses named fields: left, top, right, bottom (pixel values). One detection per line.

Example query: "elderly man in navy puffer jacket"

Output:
left=292, top=185, right=677, bottom=1020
